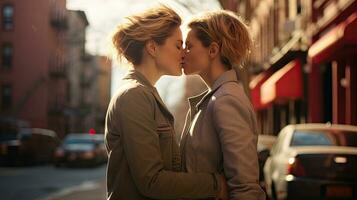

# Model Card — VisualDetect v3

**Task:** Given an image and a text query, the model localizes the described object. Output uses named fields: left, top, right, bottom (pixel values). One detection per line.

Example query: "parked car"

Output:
left=264, top=123, right=357, bottom=200
left=0, top=126, right=59, bottom=166
left=257, top=135, right=277, bottom=188
left=0, top=117, right=30, bottom=164
left=54, top=133, right=107, bottom=167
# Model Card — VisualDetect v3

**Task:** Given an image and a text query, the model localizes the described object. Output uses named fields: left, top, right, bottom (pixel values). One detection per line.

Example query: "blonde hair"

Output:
left=112, top=5, right=181, bottom=65
left=188, top=10, right=252, bottom=69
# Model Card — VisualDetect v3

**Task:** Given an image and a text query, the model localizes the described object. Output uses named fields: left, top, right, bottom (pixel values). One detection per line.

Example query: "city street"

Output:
left=0, top=164, right=106, bottom=200
left=1, top=0, right=357, bottom=200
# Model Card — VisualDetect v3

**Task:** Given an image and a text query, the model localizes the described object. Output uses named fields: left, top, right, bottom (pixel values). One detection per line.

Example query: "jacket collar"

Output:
left=124, top=70, right=174, bottom=122
left=123, top=69, right=155, bottom=91
left=188, top=90, right=209, bottom=112
left=194, top=69, right=239, bottom=109
left=211, top=69, right=238, bottom=92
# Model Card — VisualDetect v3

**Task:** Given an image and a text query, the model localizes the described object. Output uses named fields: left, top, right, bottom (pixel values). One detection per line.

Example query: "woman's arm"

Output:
left=212, top=94, right=265, bottom=200
left=113, top=87, right=221, bottom=199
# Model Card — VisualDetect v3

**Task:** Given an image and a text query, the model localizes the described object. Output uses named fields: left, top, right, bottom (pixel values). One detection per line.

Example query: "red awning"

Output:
left=308, top=12, right=357, bottom=65
left=261, top=59, right=302, bottom=104
left=249, top=72, right=272, bottom=110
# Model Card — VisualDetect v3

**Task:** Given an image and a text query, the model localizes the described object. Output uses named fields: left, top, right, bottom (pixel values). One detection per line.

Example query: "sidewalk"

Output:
left=40, top=179, right=106, bottom=200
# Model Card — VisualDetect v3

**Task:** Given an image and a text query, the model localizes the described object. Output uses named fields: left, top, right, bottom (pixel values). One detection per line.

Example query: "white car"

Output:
left=263, top=123, right=357, bottom=200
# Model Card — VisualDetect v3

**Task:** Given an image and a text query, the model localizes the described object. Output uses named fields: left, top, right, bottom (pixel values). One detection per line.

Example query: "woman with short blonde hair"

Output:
left=181, top=10, right=266, bottom=200
left=105, top=5, right=227, bottom=200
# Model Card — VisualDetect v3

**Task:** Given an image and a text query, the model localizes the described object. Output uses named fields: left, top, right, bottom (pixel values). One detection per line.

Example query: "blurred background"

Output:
left=0, top=0, right=356, bottom=200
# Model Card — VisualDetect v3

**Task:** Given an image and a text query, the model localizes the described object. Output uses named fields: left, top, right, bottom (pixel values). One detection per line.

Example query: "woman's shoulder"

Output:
left=110, top=81, right=155, bottom=106
left=215, top=81, right=246, bottom=99
left=213, top=82, right=253, bottom=110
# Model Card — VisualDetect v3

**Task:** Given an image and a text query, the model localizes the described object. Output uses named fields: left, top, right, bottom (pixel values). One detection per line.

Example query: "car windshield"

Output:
left=64, top=138, right=95, bottom=145
left=0, top=133, right=18, bottom=142
left=291, top=130, right=357, bottom=147
left=0, top=124, right=18, bottom=142
left=63, top=134, right=99, bottom=144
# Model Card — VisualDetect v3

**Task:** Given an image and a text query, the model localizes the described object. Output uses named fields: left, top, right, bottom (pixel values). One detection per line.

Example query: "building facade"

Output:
left=66, top=10, right=89, bottom=133
left=219, top=0, right=357, bottom=135
left=307, top=0, right=357, bottom=126
left=0, top=0, right=111, bottom=137
left=0, top=0, right=68, bottom=137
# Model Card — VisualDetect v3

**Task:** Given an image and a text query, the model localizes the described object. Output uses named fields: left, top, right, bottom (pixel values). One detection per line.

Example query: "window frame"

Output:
left=1, top=42, right=13, bottom=70
left=2, top=4, right=15, bottom=31
left=1, top=84, right=12, bottom=110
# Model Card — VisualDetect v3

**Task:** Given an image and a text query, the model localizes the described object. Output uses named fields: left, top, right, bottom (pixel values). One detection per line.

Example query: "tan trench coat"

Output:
left=105, top=70, right=220, bottom=200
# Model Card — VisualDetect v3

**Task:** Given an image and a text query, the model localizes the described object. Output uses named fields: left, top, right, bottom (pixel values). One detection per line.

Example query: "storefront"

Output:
left=250, top=59, right=306, bottom=135
left=308, top=12, right=357, bottom=125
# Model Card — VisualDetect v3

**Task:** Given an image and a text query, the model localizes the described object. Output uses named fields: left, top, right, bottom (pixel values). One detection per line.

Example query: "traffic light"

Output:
left=89, top=128, right=96, bottom=135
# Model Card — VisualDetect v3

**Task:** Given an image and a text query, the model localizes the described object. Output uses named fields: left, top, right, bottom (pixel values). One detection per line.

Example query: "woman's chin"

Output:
left=174, top=70, right=183, bottom=76
left=166, top=69, right=183, bottom=76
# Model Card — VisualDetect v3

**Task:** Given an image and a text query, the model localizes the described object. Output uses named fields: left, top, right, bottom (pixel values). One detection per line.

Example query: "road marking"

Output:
left=37, top=180, right=100, bottom=200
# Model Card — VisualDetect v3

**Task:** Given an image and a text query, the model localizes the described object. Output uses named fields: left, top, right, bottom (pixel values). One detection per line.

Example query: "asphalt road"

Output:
left=0, top=164, right=106, bottom=200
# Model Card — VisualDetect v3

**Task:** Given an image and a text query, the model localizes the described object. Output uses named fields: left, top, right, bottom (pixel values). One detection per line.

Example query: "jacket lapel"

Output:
left=196, top=69, right=239, bottom=109
left=152, top=89, right=175, bottom=123
left=124, top=70, right=174, bottom=123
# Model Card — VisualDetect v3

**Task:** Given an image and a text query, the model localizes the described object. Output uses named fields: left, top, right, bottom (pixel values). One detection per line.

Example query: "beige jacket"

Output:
left=180, top=70, right=266, bottom=200
left=105, top=70, right=220, bottom=200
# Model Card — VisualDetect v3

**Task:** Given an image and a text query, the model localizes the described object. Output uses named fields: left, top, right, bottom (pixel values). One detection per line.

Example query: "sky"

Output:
left=67, top=0, right=221, bottom=55
left=66, top=0, right=221, bottom=108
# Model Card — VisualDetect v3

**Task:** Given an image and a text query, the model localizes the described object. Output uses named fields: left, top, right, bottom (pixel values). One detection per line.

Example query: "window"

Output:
left=285, top=0, right=290, bottom=19
left=297, top=0, right=302, bottom=15
left=291, top=131, right=332, bottom=146
left=291, top=130, right=357, bottom=147
left=1, top=84, right=12, bottom=110
left=2, top=43, right=13, bottom=69
left=2, top=4, right=14, bottom=30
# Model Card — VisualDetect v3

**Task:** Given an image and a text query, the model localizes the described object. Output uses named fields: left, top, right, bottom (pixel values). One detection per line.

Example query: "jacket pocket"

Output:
left=156, top=123, right=173, bottom=169
left=156, top=124, right=172, bottom=137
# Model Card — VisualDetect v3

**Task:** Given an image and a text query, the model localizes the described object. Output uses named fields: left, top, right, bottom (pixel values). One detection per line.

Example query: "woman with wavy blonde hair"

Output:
left=105, top=5, right=228, bottom=200
left=180, top=10, right=266, bottom=200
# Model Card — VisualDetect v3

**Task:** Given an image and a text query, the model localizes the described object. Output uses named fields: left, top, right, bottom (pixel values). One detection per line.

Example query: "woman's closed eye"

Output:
left=176, top=40, right=183, bottom=50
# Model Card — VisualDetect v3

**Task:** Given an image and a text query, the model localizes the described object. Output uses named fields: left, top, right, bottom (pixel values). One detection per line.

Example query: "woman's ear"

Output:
left=145, top=40, right=157, bottom=57
left=209, top=42, right=220, bottom=59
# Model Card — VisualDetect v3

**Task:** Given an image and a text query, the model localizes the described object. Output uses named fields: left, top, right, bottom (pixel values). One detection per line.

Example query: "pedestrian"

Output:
left=180, top=10, right=266, bottom=200
left=105, top=5, right=227, bottom=200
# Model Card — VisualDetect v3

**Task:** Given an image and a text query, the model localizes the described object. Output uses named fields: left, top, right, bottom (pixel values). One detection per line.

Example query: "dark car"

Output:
left=54, top=133, right=107, bottom=167
left=0, top=126, right=59, bottom=166
left=264, top=124, right=357, bottom=200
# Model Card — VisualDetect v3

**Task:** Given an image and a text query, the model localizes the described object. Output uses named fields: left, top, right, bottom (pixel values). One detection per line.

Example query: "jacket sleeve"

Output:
left=114, top=87, right=220, bottom=199
left=212, top=94, right=265, bottom=200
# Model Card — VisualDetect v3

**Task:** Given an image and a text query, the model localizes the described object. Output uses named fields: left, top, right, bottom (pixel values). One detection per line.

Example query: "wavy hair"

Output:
left=112, top=5, right=181, bottom=65
left=188, top=10, right=253, bottom=69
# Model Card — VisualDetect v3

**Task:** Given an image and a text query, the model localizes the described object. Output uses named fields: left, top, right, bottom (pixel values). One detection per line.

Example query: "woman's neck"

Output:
left=199, top=62, right=229, bottom=89
left=134, top=60, right=162, bottom=86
